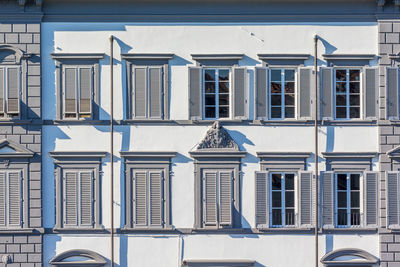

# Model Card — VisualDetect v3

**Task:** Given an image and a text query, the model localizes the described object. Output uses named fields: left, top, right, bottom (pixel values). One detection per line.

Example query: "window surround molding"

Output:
left=182, top=259, right=255, bottom=267
left=321, top=152, right=376, bottom=171
left=257, top=152, right=311, bottom=171
left=320, top=248, right=378, bottom=266
left=386, top=145, right=400, bottom=158
left=191, top=54, right=244, bottom=66
left=322, top=54, right=375, bottom=67
left=49, top=249, right=107, bottom=267
left=0, top=139, right=34, bottom=158
left=257, top=54, right=310, bottom=67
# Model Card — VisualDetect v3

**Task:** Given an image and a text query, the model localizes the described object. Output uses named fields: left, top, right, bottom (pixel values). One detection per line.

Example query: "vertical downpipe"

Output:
left=314, top=35, right=319, bottom=267
left=109, top=35, right=115, bottom=267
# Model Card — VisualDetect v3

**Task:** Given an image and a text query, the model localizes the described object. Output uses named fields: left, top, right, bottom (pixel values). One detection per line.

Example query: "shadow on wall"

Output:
left=45, top=235, right=62, bottom=266
left=325, top=126, right=335, bottom=152
left=326, top=234, right=334, bottom=253
left=228, top=130, right=255, bottom=151
left=247, top=69, right=255, bottom=120
left=318, top=36, right=338, bottom=55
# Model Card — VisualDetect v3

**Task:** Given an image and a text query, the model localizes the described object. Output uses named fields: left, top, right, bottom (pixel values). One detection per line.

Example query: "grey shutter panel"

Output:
left=7, top=67, right=19, bottom=114
left=299, top=171, right=313, bottom=227
left=148, top=67, right=163, bottom=119
left=0, top=68, right=4, bottom=114
left=133, top=170, right=147, bottom=226
left=298, top=68, right=313, bottom=119
left=219, top=171, right=233, bottom=226
left=79, top=67, right=92, bottom=116
left=203, top=171, right=217, bottom=226
left=149, top=170, right=163, bottom=226
left=0, top=172, right=5, bottom=226
left=364, top=171, right=378, bottom=227
left=387, top=172, right=399, bottom=227
left=79, top=171, right=93, bottom=227
left=322, top=171, right=334, bottom=228
left=320, top=67, right=334, bottom=120
left=255, top=171, right=268, bottom=227
left=387, top=67, right=399, bottom=120
left=64, top=67, right=77, bottom=116
left=363, top=68, right=378, bottom=120
left=188, top=67, right=202, bottom=120
left=233, top=67, right=247, bottom=119
left=133, top=67, right=147, bottom=119
left=8, top=171, right=21, bottom=227
left=64, top=172, right=78, bottom=226
left=255, top=67, right=268, bottom=120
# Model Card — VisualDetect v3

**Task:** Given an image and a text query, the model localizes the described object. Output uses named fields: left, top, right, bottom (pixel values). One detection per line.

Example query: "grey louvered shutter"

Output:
left=64, top=171, right=78, bottom=226
left=255, top=67, right=268, bottom=120
left=79, top=171, right=93, bottom=227
left=149, top=170, right=163, bottom=227
left=300, top=171, right=313, bottom=227
left=322, top=171, right=334, bottom=228
left=219, top=171, right=233, bottom=226
left=387, top=172, right=399, bottom=227
left=148, top=67, right=163, bottom=119
left=0, top=172, right=5, bottom=226
left=298, top=68, right=313, bottom=119
left=364, top=171, right=378, bottom=227
left=203, top=171, right=217, bottom=226
left=188, top=67, right=202, bottom=120
left=133, top=170, right=147, bottom=226
left=7, top=67, right=19, bottom=115
left=387, top=67, right=399, bottom=120
left=363, top=68, right=378, bottom=120
left=64, top=67, right=77, bottom=116
left=133, top=67, right=147, bottom=119
left=8, top=171, right=21, bottom=227
left=233, top=67, right=247, bottom=119
left=255, top=171, right=268, bottom=227
left=79, top=67, right=93, bottom=117
left=320, top=67, right=334, bottom=120
left=0, top=68, right=4, bottom=114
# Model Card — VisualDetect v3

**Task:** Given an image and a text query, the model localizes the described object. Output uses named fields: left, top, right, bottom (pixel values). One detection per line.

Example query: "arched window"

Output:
left=49, top=249, right=107, bottom=267
left=320, top=248, right=378, bottom=267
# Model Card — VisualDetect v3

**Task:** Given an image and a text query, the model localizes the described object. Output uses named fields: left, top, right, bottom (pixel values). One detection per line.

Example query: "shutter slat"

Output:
left=0, top=68, right=4, bottom=114
left=0, top=172, right=5, bottom=226
left=134, top=171, right=147, bottom=226
left=79, top=67, right=92, bottom=116
left=364, top=68, right=378, bottom=119
left=255, top=171, right=268, bottom=227
left=65, top=172, right=78, bottom=226
left=387, top=172, right=399, bottom=227
left=364, top=172, right=378, bottom=227
left=387, top=67, right=399, bottom=120
left=64, top=68, right=77, bottom=115
left=149, top=171, right=163, bottom=226
left=255, top=67, right=268, bottom=120
left=7, top=67, right=19, bottom=114
left=300, top=171, right=313, bottom=227
left=149, top=67, right=163, bottom=119
left=233, top=67, right=247, bottom=119
left=322, top=171, right=334, bottom=228
left=188, top=67, right=202, bottom=120
left=219, top=171, right=232, bottom=226
left=133, top=67, right=147, bottom=118
left=320, top=67, right=333, bottom=120
left=203, top=171, right=217, bottom=226
left=298, top=68, right=312, bottom=119
left=79, top=171, right=93, bottom=227
left=8, top=172, right=21, bottom=226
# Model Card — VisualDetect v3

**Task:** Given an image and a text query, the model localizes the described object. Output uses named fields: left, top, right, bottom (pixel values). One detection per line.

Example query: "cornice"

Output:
left=50, top=53, right=105, bottom=61
left=121, top=53, right=174, bottom=61
left=119, top=151, right=177, bottom=158
left=321, top=152, right=377, bottom=159
left=256, top=152, right=312, bottom=159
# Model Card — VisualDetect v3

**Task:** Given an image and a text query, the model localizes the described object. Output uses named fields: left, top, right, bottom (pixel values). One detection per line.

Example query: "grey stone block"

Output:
left=381, top=136, right=387, bottom=145
left=28, top=108, right=40, bottom=119
left=27, top=254, right=40, bottom=263
left=34, top=135, right=41, bottom=144
left=382, top=243, right=388, bottom=252
left=5, top=135, right=20, bottom=143
left=29, top=218, right=40, bottom=228
left=395, top=234, right=400, bottom=242
left=394, top=23, right=400, bottom=32
left=5, top=33, right=18, bottom=43
left=21, top=135, right=33, bottom=144
left=28, top=87, right=40, bottom=97
left=381, top=145, right=394, bottom=154
left=380, top=44, right=393, bottom=54
left=29, top=172, right=40, bottom=181
left=0, top=34, right=4, bottom=43
left=26, top=24, right=40, bottom=33
left=12, top=24, right=26, bottom=33
left=34, top=244, right=41, bottom=253
left=27, top=144, right=40, bottom=153
left=388, top=263, right=400, bottom=267
left=27, top=76, right=40, bottom=87
left=389, top=243, right=400, bottom=252
left=0, top=127, right=12, bottom=134
left=28, top=66, right=40, bottom=76
left=19, top=34, right=32, bottom=44
left=381, top=252, right=394, bottom=261
left=35, top=263, right=42, bottom=267
left=28, top=97, right=40, bottom=108
left=380, top=22, right=393, bottom=33
left=29, top=163, right=40, bottom=172
left=394, top=44, right=400, bottom=55
left=29, top=208, right=41, bottom=218
left=21, top=263, right=35, bottom=267
left=381, top=55, right=392, bottom=65
left=30, top=199, right=41, bottom=209
left=14, top=254, right=27, bottom=263
left=14, top=236, right=27, bottom=244
left=386, top=33, right=400, bottom=43
left=396, top=253, right=400, bottom=262
left=381, top=126, right=394, bottom=135
left=21, top=244, right=34, bottom=253
left=27, top=236, right=40, bottom=244
left=7, top=244, right=20, bottom=253
left=26, top=44, right=40, bottom=54
left=387, top=136, right=400, bottom=144
left=381, top=234, right=394, bottom=243
left=29, top=180, right=40, bottom=190
left=0, top=236, right=13, bottom=244
left=33, top=34, right=40, bottom=44
left=13, top=126, right=26, bottom=135
left=0, top=24, right=12, bottom=32
left=380, top=33, right=386, bottom=43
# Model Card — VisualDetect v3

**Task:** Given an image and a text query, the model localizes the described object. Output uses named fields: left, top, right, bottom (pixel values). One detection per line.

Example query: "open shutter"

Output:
left=255, top=67, right=268, bottom=120
left=255, top=171, right=268, bottom=227
left=298, top=68, right=313, bottom=120
left=219, top=171, right=233, bottom=226
left=299, top=171, right=313, bottom=227
left=363, top=68, right=378, bottom=120
left=64, top=172, right=78, bottom=226
left=8, top=171, right=21, bottom=227
left=0, top=68, right=4, bottom=114
left=203, top=171, right=217, bottom=226
left=322, top=171, right=334, bottom=228
left=320, top=67, right=334, bottom=120
left=148, top=67, right=163, bottom=119
left=64, top=67, right=77, bottom=117
left=0, top=172, right=5, bottom=226
left=188, top=67, right=202, bottom=120
left=133, top=67, right=147, bottom=119
left=233, top=67, right=247, bottom=119
left=79, top=171, right=93, bottom=227
left=364, top=171, right=378, bottom=227
left=149, top=170, right=163, bottom=227
left=387, top=172, right=399, bottom=227
left=79, top=67, right=93, bottom=118
left=133, top=170, right=147, bottom=226
left=387, top=67, right=399, bottom=120
left=6, top=67, right=19, bottom=115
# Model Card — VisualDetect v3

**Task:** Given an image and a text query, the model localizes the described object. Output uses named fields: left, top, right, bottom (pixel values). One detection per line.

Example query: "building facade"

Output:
left=2, top=0, right=400, bottom=266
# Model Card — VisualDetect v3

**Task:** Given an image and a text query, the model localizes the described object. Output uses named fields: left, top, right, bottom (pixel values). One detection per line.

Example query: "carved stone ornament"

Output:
left=196, top=121, right=239, bottom=150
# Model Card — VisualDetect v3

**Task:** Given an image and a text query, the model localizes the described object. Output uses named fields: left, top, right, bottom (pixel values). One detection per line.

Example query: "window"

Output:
left=334, top=69, right=361, bottom=119
left=336, top=173, right=362, bottom=227
left=0, top=170, right=22, bottom=227
left=387, top=171, right=400, bottom=228
left=270, top=69, right=296, bottom=119
left=270, top=172, right=296, bottom=227
left=203, top=68, right=230, bottom=119
left=0, top=66, right=20, bottom=118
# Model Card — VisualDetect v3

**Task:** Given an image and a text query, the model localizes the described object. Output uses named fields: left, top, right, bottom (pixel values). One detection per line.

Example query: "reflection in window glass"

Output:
left=204, top=69, right=230, bottom=119
left=335, top=69, right=361, bottom=119
left=271, top=172, right=296, bottom=227
left=270, top=69, right=296, bottom=119
left=336, top=173, right=361, bottom=227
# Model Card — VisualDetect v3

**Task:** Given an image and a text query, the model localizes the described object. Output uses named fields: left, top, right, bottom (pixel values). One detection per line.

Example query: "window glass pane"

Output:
left=338, top=192, right=347, bottom=208
left=219, top=107, right=229, bottom=118
left=337, top=174, right=347, bottom=190
left=272, top=174, right=281, bottom=190
left=336, top=82, right=346, bottom=93
left=284, top=82, right=295, bottom=93
left=219, top=94, right=229, bottom=105
left=271, top=95, right=281, bottom=106
left=272, top=209, right=282, bottom=225
left=285, top=107, right=295, bottom=118
left=336, top=70, right=346, bottom=81
left=205, top=70, right=215, bottom=81
left=350, top=82, right=360, bottom=93
left=205, top=107, right=215, bottom=118
left=218, top=69, right=229, bottom=81
left=271, top=69, right=281, bottom=82
left=285, top=70, right=295, bottom=81
left=272, top=192, right=282, bottom=207
left=350, top=95, right=360, bottom=106
left=285, top=192, right=294, bottom=207
left=336, top=95, right=346, bottom=106
left=285, top=94, right=295, bottom=106
left=271, top=82, right=281, bottom=94
left=205, top=82, right=215, bottom=93
left=349, top=107, right=360, bottom=118
left=219, top=82, right=229, bottom=93
left=271, top=107, right=281, bottom=118
left=350, top=174, right=360, bottom=190
left=351, top=192, right=360, bottom=208
left=285, top=209, right=295, bottom=225
left=351, top=209, right=360, bottom=225
left=285, top=174, right=294, bottom=190
left=337, top=209, right=347, bottom=226
left=349, top=70, right=360, bottom=81
left=336, top=107, right=346, bottom=119
left=205, top=95, right=215, bottom=105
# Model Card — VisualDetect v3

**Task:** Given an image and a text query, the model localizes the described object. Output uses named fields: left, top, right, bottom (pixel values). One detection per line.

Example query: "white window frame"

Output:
left=0, top=65, right=21, bottom=118
left=333, top=68, right=363, bottom=120
left=335, top=172, right=364, bottom=228
left=202, top=68, right=231, bottom=120
left=269, top=172, right=298, bottom=228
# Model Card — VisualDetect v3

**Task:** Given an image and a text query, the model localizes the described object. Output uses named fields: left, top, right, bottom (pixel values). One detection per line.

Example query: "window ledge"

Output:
left=256, top=227, right=314, bottom=233
left=322, top=228, right=377, bottom=233
left=51, top=53, right=105, bottom=60
left=52, top=227, right=106, bottom=233
left=120, top=227, right=174, bottom=233
left=0, top=228, right=43, bottom=234
left=0, top=119, right=32, bottom=124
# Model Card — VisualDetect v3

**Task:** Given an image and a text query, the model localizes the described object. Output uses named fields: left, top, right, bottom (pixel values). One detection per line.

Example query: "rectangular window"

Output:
left=336, top=173, right=362, bottom=227
left=203, top=68, right=230, bottom=119
left=0, top=170, right=22, bottom=228
left=270, top=172, right=296, bottom=227
left=335, top=69, right=361, bottom=119
left=0, top=66, right=20, bottom=118
left=270, top=69, right=296, bottom=119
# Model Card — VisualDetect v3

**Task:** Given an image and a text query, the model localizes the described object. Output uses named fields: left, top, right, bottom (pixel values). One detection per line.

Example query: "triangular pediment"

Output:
left=0, top=139, right=34, bottom=158
left=195, top=121, right=239, bottom=151
left=387, top=145, right=400, bottom=158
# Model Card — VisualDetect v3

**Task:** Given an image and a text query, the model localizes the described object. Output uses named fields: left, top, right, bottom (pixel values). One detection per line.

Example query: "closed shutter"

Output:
left=298, top=68, right=313, bottom=119
left=0, top=172, right=5, bottom=226
left=64, top=67, right=77, bottom=116
left=320, top=67, right=334, bottom=120
left=322, top=171, right=334, bottom=228
left=6, top=67, right=19, bottom=115
left=0, top=68, right=4, bottom=114
left=299, top=171, right=313, bottom=227
left=255, top=171, right=268, bottom=227
left=387, top=172, right=399, bottom=227
left=8, top=171, right=21, bottom=227
left=188, top=67, right=202, bottom=120
left=203, top=171, right=217, bottom=226
left=64, top=171, right=78, bottom=226
left=133, top=67, right=147, bottom=118
left=79, top=67, right=93, bottom=117
left=148, top=67, right=163, bottom=119
left=364, top=172, right=378, bottom=227
left=255, top=67, right=268, bottom=120
left=133, top=170, right=147, bottom=226
left=149, top=170, right=163, bottom=226
left=233, top=67, right=247, bottom=119
left=79, top=171, right=93, bottom=227
left=387, top=67, right=399, bottom=120
left=219, top=171, right=233, bottom=226
left=363, top=68, right=378, bottom=120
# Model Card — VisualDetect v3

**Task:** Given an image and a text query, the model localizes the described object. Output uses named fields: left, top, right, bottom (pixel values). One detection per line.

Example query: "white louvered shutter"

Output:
left=79, top=171, right=93, bottom=227
left=64, top=67, right=77, bottom=117
left=149, top=170, right=163, bottom=226
left=0, top=68, right=4, bottom=114
left=64, top=171, right=78, bottom=226
left=203, top=171, right=218, bottom=226
left=133, top=170, right=147, bottom=226
left=6, top=67, right=19, bottom=115
left=8, top=171, right=21, bottom=227
left=219, top=171, right=233, bottom=226
left=79, top=67, right=93, bottom=118
left=0, top=172, right=6, bottom=226
left=133, top=67, right=147, bottom=119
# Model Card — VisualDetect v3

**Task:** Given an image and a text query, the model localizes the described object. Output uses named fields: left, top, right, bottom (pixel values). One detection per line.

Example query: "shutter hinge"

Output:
left=99, top=170, right=104, bottom=176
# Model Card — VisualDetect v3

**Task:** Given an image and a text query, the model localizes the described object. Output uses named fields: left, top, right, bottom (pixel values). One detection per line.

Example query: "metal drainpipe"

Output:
left=109, top=35, right=115, bottom=267
left=314, top=34, right=319, bottom=267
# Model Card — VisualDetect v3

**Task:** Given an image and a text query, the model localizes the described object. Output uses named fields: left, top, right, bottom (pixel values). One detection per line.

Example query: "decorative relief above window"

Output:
left=50, top=249, right=107, bottom=267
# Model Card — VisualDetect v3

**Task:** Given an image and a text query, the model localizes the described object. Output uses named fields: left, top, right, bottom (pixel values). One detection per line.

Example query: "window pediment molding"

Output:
left=322, top=152, right=376, bottom=171
left=0, top=139, right=34, bottom=158
left=322, top=54, right=376, bottom=66
left=193, top=121, right=241, bottom=151
left=120, top=151, right=176, bottom=164
left=121, top=53, right=174, bottom=61
left=387, top=145, right=400, bottom=158
left=321, top=152, right=377, bottom=159
left=320, top=248, right=378, bottom=266
left=191, top=54, right=244, bottom=66
left=0, top=45, right=30, bottom=64
left=182, top=259, right=255, bottom=267
left=51, top=53, right=105, bottom=62
left=257, top=54, right=310, bottom=66
left=49, top=151, right=107, bottom=164
left=257, top=152, right=311, bottom=171
left=49, top=249, right=107, bottom=267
